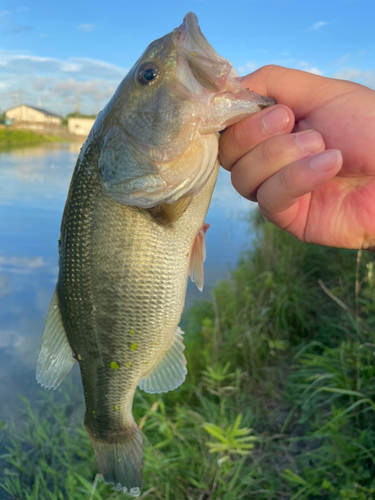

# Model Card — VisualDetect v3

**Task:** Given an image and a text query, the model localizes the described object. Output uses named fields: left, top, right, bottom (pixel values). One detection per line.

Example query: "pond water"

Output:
left=0, top=143, right=255, bottom=421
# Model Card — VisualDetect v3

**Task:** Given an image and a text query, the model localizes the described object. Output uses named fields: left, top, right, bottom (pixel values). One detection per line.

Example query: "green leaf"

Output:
left=282, top=469, right=307, bottom=485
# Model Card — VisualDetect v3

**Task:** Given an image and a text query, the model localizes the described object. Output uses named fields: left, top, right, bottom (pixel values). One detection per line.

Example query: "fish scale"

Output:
left=59, top=140, right=218, bottom=438
left=36, top=12, right=274, bottom=496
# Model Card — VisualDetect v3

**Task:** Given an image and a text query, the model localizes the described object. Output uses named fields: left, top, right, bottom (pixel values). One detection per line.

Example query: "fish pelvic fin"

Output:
left=189, top=222, right=210, bottom=292
left=87, top=422, right=143, bottom=497
left=36, top=289, right=75, bottom=389
left=138, top=326, right=187, bottom=393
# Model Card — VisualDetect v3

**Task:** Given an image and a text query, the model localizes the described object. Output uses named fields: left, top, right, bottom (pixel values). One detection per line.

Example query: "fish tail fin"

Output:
left=86, top=421, right=143, bottom=497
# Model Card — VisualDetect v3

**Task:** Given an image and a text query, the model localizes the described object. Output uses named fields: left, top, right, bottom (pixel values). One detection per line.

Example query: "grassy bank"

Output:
left=1, top=212, right=375, bottom=499
left=0, top=128, right=66, bottom=150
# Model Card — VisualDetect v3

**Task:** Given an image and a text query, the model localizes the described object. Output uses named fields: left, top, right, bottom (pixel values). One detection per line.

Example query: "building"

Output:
left=67, top=117, right=96, bottom=136
left=5, top=104, right=62, bottom=128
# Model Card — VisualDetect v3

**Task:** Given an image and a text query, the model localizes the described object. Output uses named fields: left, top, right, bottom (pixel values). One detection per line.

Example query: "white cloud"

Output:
left=61, top=62, right=81, bottom=72
left=332, top=53, right=352, bottom=66
left=0, top=274, right=11, bottom=297
left=0, top=328, right=41, bottom=367
left=299, top=61, right=323, bottom=75
left=0, top=255, right=45, bottom=274
left=30, top=77, right=117, bottom=109
left=305, top=67, right=323, bottom=75
left=237, top=61, right=260, bottom=75
left=32, top=76, right=54, bottom=90
left=79, top=23, right=95, bottom=32
left=333, top=67, right=375, bottom=89
left=0, top=329, right=21, bottom=348
left=237, top=58, right=323, bottom=77
left=0, top=48, right=127, bottom=115
left=0, top=51, right=126, bottom=79
left=333, top=67, right=362, bottom=80
left=0, top=8, right=32, bottom=35
left=308, top=21, right=328, bottom=31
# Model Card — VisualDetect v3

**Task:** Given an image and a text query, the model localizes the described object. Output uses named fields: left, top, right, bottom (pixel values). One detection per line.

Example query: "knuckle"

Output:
left=228, top=122, right=249, bottom=152
left=254, top=64, right=281, bottom=81
left=278, top=167, right=295, bottom=192
left=259, top=139, right=281, bottom=166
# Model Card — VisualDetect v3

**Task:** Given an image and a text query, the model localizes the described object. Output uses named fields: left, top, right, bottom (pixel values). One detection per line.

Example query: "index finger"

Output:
left=219, top=104, right=294, bottom=171
left=241, top=65, right=357, bottom=121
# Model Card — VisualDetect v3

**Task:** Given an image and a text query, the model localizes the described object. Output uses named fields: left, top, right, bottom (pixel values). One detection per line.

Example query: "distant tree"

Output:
left=66, top=112, right=97, bottom=119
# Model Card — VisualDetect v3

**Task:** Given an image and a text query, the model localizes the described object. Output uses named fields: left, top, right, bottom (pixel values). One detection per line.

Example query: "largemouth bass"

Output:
left=36, top=12, right=274, bottom=496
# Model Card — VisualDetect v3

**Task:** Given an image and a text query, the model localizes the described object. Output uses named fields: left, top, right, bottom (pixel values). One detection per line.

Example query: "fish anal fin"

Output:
left=138, top=327, right=187, bottom=393
left=189, top=222, right=210, bottom=292
left=36, top=290, right=75, bottom=389
left=147, top=196, right=192, bottom=226
left=87, top=422, right=143, bottom=497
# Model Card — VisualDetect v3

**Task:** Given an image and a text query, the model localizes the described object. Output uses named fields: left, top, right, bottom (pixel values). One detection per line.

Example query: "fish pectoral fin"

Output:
left=146, top=196, right=192, bottom=226
left=189, top=222, right=210, bottom=292
left=138, top=327, right=187, bottom=393
left=36, top=289, right=75, bottom=389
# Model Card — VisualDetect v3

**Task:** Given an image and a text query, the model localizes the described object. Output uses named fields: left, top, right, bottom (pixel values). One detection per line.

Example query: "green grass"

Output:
left=1, top=211, right=375, bottom=499
left=0, top=128, right=66, bottom=150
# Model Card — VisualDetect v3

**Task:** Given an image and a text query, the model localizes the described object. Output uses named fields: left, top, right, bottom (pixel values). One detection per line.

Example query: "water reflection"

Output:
left=0, top=143, right=254, bottom=420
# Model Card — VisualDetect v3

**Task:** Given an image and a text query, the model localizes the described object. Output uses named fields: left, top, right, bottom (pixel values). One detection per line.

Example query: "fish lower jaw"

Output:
left=196, top=91, right=274, bottom=134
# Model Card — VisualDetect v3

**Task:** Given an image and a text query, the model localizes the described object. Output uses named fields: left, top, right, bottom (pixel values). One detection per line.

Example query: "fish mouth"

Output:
left=176, top=12, right=223, bottom=64
left=174, top=12, right=235, bottom=92
left=172, top=12, right=275, bottom=131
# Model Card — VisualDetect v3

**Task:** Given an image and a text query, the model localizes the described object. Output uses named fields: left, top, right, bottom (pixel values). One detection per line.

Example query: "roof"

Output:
left=5, top=104, right=61, bottom=118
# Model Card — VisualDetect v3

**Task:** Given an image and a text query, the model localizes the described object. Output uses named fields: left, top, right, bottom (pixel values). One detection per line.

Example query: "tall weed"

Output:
left=2, top=213, right=375, bottom=499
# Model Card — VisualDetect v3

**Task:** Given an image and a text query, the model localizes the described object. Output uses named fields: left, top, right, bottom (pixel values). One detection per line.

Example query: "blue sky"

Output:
left=0, top=0, right=374, bottom=116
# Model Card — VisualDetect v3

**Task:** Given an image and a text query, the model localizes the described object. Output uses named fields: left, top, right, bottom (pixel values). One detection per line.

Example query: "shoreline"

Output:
left=0, top=127, right=86, bottom=150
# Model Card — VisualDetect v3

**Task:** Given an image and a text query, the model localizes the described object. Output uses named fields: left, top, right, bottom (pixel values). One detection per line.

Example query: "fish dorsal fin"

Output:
left=36, top=290, right=75, bottom=389
left=147, top=196, right=192, bottom=226
left=189, top=223, right=210, bottom=292
left=138, top=327, right=187, bottom=393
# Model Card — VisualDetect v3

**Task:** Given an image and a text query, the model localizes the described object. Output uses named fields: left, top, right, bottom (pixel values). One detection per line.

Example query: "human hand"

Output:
left=219, top=65, right=375, bottom=250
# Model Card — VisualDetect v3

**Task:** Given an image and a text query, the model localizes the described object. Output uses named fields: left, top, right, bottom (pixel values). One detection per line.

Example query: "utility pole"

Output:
left=19, top=88, right=22, bottom=106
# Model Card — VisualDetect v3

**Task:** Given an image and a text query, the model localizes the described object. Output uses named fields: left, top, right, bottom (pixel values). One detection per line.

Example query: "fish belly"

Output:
left=58, top=143, right=218, bottom=436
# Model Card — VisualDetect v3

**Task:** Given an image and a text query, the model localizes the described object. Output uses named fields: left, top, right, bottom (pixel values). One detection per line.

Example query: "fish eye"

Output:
left=137, top=62, right=160, bottom=86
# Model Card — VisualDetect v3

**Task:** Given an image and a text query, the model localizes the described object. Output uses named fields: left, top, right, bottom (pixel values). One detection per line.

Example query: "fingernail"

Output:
left=295, top=130, right=323, bottom=153
left=262, top=107, right=290, bottom=135
left=309, top=149, right=342, bottom=172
